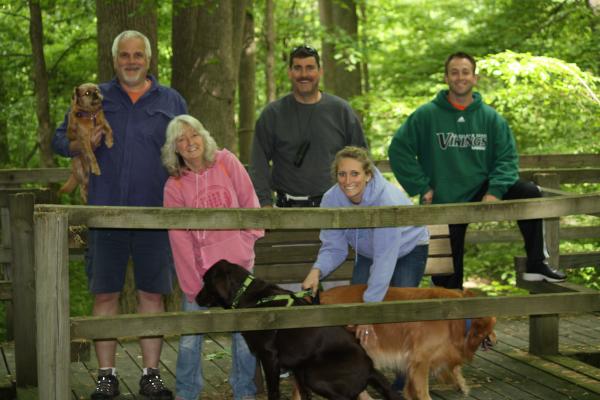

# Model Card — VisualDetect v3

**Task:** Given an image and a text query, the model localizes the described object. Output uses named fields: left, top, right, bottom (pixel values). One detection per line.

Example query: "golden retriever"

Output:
left=319, top=285, right=497, bottom=400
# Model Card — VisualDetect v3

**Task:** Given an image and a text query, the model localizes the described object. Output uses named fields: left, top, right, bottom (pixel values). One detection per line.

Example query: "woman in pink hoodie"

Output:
left=161, top=114, right=264, bottom=400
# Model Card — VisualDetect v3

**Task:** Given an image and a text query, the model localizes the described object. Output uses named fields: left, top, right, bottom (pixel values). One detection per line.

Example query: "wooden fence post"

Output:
left=35, top=211, right=70, bottom=399
left=8, top=193, right=37, bottom=386
left=1, top=190, right=14, bottom=342
left=529, top=173, right=561, bottom=355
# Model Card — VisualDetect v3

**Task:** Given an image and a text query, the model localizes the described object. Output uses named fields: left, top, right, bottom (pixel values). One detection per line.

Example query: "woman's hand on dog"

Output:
left=356, top=324, right=377, bottom=347
left=302, top=268, right=321, bottom=297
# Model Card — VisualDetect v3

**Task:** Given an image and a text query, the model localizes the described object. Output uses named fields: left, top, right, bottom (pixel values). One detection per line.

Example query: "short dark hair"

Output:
left=444, top=52, right=476, bottom=75
left=289, top=45, right=320, bottom=68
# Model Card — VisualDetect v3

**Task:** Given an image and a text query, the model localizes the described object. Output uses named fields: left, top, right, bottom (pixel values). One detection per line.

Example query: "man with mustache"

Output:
left=388, top=51, right=566, bottom=290
left=250, top=45, right=367, bottom=209
left=53, top=30, right=186, bottom=400
left=250, top=44, right=367, bottom=395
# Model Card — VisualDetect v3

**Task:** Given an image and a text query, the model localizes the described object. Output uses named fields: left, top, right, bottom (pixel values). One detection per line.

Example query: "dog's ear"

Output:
left=72, top=86, right=79, bottom=103
left=466, top=317, right=496, bottom=355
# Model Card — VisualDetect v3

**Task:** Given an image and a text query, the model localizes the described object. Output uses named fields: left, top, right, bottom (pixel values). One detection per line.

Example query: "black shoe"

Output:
left=523, top=261, right=566, bottom=282
left=139, top=368, right=173, bottom=399
left=91, top=369, right=119, bottom=399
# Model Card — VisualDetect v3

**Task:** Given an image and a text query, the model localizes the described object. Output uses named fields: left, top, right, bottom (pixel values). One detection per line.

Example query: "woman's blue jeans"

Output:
left=351, top=244, right=429, bottom=287
left=351, top=244, right=429, bottom=391
left=176, top=298, right=257, bottom=400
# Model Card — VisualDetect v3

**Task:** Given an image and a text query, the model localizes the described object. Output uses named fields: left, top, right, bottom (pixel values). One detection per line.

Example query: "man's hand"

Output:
left=422, top=189, right=434, bottom=205
left=91, top=125, right=105, bottom=150
left=482, top=194, right=499, bottom=202
left=302, top=268, right=321, bottom=297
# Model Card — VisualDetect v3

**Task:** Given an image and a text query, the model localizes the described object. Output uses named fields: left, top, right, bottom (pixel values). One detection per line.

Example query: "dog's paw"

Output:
left=104, top=134, right=114, bottom=148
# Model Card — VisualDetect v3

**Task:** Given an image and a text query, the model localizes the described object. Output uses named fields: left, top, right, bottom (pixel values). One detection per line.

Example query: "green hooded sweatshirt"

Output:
left=388, top=90, right=519, bottom=204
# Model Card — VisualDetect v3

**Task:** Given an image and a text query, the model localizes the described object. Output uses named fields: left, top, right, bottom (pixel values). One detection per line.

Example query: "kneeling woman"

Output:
left=303, top=146, right=429, bottom=337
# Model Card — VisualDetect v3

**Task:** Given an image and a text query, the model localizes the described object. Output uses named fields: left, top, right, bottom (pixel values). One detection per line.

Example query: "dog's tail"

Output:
left=58, top=175, right=78, bottom=195
left=367, top=369, right=402, bottom=400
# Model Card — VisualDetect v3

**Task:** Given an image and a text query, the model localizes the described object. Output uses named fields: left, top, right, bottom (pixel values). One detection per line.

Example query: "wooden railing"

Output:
left=31, top=193, right=600, bottom=399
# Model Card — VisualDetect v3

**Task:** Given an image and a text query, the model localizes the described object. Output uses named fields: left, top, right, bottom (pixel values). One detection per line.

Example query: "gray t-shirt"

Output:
left=250, top=93, right=367, bottom=206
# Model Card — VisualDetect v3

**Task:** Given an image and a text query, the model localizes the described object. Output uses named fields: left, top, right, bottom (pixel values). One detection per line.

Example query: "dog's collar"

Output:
left=465, top=319, right=472, bottom=337
left=231, top=275, right=255, bottom=308
left=230, top=274, right=314, bottom=309
left=75, top=111, right=100, bottom=126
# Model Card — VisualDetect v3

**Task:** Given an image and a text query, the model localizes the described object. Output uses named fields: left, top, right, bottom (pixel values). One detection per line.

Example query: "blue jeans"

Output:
left=351, top=244, right=428, bottom=391
left=351, top=244, right=429, bottom=287
left=176, top=298, right=257, bottom=400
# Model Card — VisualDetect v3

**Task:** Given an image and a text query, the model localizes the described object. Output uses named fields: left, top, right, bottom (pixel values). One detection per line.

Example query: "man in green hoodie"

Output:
left=388, top=51, right=566, bottom=289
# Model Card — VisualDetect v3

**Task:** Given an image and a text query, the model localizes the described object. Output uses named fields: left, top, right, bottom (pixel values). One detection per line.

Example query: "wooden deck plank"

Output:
left=114, top=339, right=144, bottom=399
left=474, top=348, right=576, bottom=399
left=488, top=334, right=600, bottom=399
left=69, top=360, right=95, bottom=400
left=503, top=349, right=600, bottom=397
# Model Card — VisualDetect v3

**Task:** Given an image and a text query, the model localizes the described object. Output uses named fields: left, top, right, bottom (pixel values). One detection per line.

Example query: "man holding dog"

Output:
left=250, top=45, right=367, bottom=208
left=53, top=30, right=187, bottom=400
left=388, top=51, right=566, bottom=290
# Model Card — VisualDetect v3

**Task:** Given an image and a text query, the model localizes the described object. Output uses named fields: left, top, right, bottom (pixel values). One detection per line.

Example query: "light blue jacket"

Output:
left=314, top=166, right=429, bottom=302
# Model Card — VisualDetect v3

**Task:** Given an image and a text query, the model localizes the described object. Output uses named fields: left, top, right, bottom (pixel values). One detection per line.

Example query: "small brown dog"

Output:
left=58, top=83, right=113, bottom=203
left=320, top=285, right=497, bottom=400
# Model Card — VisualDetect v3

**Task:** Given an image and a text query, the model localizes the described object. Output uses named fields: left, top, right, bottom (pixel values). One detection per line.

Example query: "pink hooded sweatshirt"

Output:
left=164, top=149, right=264, bottom=301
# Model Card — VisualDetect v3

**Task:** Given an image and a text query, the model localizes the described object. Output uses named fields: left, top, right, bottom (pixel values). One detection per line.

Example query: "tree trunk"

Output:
left=238, top=1, right=256, bottom=164
left=96, top=0, right=159, bottom=82
left=28, top=0, right=55, bottom=168
left=318, top=0, right=336, bottom=93
left=95, top=0, right=159, bottom=314
left=318, top=0, right=361, bottom=100
left=359, top=2, right=370, bottom=95
left=358, top=1, right=369, bottom=131
left=172, top=0, right=247, bottom=151
left=264, top=0, right=277, bottom=102
left=0, top=73, right=8, bottom=167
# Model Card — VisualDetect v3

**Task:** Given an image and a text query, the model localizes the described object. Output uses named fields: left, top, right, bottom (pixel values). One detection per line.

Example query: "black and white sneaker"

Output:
left=139, top=368, right=173, bottom=399
left=522, top=261, right=566, bottom=282
left=91, top=369, right=119, bottom=400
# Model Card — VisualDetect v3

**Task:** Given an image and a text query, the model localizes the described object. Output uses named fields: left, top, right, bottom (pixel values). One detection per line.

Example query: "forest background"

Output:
left=0, top=0, right=599, bottom=323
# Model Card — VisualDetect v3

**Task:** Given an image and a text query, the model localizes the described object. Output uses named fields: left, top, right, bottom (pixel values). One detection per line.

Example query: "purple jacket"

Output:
left=52, top=75, right=187, bottom=206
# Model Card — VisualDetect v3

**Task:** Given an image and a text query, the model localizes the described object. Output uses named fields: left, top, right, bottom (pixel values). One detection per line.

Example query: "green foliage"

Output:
left=70, top=261, right=93, bottom=316
left=0, top=0, right=97, bottom=168
left=477, top=51, right=600, bottom=153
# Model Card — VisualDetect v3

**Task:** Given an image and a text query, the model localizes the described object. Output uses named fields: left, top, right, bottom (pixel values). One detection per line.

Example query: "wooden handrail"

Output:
left=35, top=192, right=600, bottom=229
left=69, top=292, right=600, bottom=339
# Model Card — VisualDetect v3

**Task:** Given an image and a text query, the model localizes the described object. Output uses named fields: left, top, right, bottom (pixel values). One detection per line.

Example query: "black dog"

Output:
left=196, top=260, right=400, bottom=400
